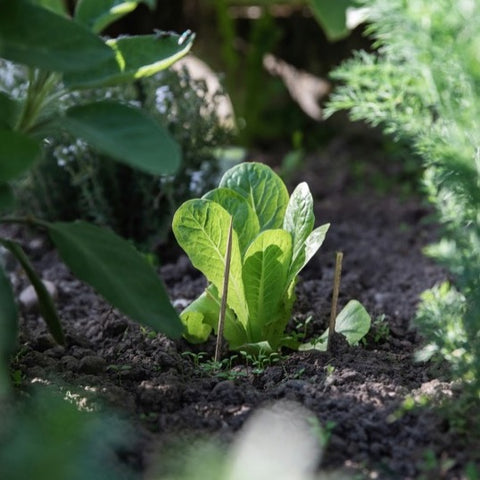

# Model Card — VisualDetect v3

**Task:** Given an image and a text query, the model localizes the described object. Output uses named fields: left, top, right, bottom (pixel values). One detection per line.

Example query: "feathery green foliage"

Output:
left=327, top=0, right=480, bottom=396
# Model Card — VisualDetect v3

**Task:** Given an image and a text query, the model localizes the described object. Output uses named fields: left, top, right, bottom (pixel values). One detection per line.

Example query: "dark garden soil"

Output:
left=4, top=133, right=479, bottom=479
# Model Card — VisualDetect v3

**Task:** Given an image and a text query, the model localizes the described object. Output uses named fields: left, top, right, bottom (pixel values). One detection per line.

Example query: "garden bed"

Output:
left=6, top=133, right=474, bottom=479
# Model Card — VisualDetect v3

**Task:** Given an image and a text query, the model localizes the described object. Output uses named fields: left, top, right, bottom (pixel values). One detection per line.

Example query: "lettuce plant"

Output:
left=173, top=162, right=330, bottom=353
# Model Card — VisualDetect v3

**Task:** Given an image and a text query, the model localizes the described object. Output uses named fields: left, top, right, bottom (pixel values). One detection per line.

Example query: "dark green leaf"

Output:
left=61, top=101, right=180, bottom=175
left=0, top=0, right=115, bottom=72
left=0, top=183, right=15, bottom=213
left=0, top=390, right=133, bottom=480
left=0, top=262, right=18, bottom=396
left=75, top=0, right=156, bottom=33
left=0, top=239, right=64, bottom=344
left=31, top=0, right=69, bottom=16
left=0, top=92, right=19, bottom=129
left=64, top=32, right=195, bottom=88
left=0, top=129, right=41, bottom=181
left=46, top=221, right=182, bottom=338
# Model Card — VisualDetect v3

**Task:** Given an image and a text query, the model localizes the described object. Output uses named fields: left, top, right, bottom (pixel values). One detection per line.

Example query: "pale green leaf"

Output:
left=64, top=32, right=195, bottom=88
left=335, top=299, right=371, bottom=345
left=61, top=101, right=180, bottom=175
left=75, top=0, right=156, bottom=33
left=172, top=199, right=248, bottom=325
left=180, top=284, right=247, bottom=346
left=242, top=229, right=292, bottom=342
left=219, top=162, right=289, bottom=231
left=286, top=223, right=330, bottom=287
left=181, top=311, right=212, bottom=344
left=46, top=221, right=182, bottom=338
left=203, top=187, right=260, bottom=254
left=0, top=0, right=114, bottom=73
left=284, top=182, right=315, bottom=274
left=299, top=300, right=371, bottom=351
left=0, top=130, right=41, bottom=181
left=0, top=262, right=18, bottom=396
left=0, top=239, right=64, bottom=344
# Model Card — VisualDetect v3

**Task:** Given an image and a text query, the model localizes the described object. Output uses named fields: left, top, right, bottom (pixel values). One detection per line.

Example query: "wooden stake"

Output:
left=327, top=252, right=343, bottom=352
left=215, top=216, right=234, bottom=363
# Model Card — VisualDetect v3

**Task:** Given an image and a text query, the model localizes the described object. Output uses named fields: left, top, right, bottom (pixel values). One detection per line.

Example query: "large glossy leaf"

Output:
left=0, top=183, right=15, bottom=213
left=203, top=187, right=260, bottom=254
left=0, top=130, right=41, bottom=182
left=0, top=0, right=115, bottom=73
left=46, top=221, right=182, bottom=338
left=172, top=199, right=248, bottom=325
left=242, top=229, right=292, bottom=342
left=0, top=92, right=19, bottom=129
left=219, top=162, right=289, bottom=231
left=75, top=0, right=156, bottom=33
left=64, top=32, right=195, bottom=89
left=0, top=239, right=65, bottom=344
left=61, top=101, right=180, bottom=175
left=0, top=262, right=18, bottom=396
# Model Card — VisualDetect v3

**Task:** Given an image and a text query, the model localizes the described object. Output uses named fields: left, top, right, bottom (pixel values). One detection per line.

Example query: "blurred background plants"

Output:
left=327, top=0, right=480, bottom=403
left=11, top=64, right=233, bottom=249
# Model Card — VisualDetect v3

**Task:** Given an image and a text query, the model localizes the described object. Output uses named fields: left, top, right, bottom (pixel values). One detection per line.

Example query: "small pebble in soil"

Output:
left=209, top=380, right=245, bottom=405
left=103, top=317, right=129, bottom=337
left=78, top=355, right=107, bottom=374
left=32, top=334, right=57, bottom=352
left=43, top=345, right=66, bottom=359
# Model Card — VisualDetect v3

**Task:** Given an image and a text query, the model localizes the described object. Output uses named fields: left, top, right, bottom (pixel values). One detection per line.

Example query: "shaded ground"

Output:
left=4, top=133, right=479, bottom=479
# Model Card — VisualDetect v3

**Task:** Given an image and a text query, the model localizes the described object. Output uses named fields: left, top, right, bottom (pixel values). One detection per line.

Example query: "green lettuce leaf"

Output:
left=172, top=199, right=248, bottom=325
left=219, top=162, right=289, bottom=231
left=203, top=187, right=259, bottom=254
left=242, top=229, right=292, bottom=342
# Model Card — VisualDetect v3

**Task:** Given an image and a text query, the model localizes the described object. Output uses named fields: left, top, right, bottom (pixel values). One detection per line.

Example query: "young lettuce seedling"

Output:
left=173, top=162, right=330, bottom=354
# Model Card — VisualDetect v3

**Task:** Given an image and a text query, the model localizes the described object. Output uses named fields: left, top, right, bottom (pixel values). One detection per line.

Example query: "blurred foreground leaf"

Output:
left=47, top=221, right=183, bottom=338
left=0, top=263, right=17, bottom=397
left=0, top=0, right=114, bottom=73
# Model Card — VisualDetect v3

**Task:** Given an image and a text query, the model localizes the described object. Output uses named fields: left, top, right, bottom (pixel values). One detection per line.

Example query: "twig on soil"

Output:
left=327, top=251, right=343, bottom=352
left=215, top=215, right=234, bottom=363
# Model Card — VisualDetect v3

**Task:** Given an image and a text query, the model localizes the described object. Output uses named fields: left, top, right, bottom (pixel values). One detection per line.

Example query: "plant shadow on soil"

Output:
left=5, top=132, right=479, bottom=479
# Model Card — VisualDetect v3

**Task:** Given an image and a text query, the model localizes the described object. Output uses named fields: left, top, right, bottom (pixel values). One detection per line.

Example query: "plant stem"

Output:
left=327, top=251, right=343, bottom=352
left=215, top=215, right=234, bottom=363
